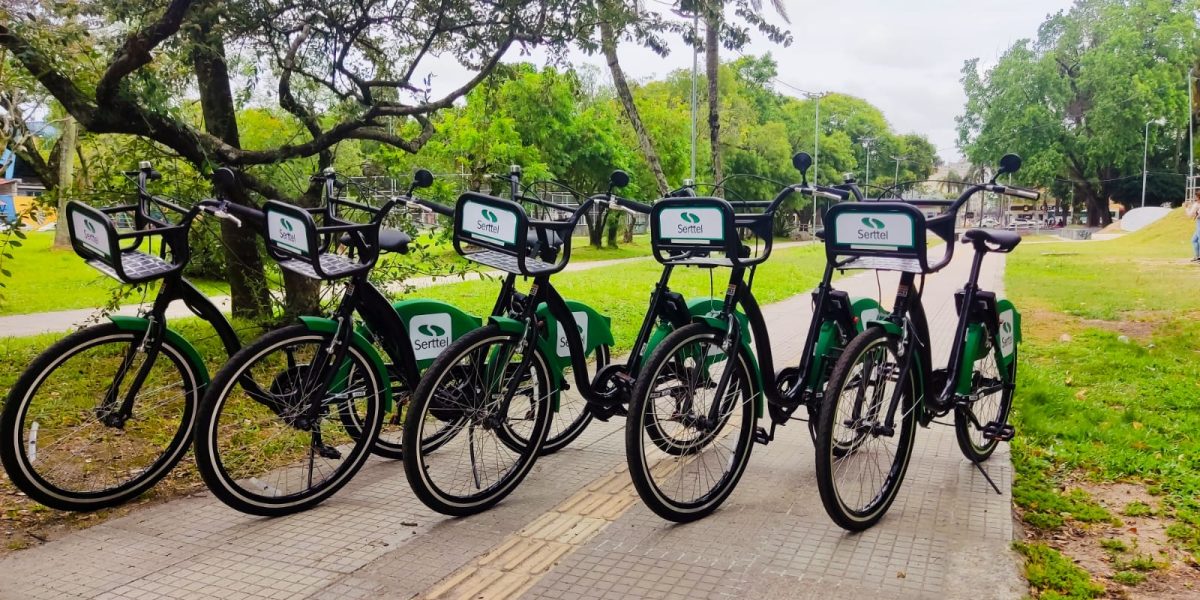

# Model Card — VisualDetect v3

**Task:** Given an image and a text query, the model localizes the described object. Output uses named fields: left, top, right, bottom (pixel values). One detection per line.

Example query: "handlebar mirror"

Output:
left=995, top=154, right=1022, bottom=179
left=212, top=167, right=237, bottom=194
left=792, top=152, right=814, bottom=175
left=609, top=170, right=630, bottom=190
left=413, top=169, right=434, bottom=189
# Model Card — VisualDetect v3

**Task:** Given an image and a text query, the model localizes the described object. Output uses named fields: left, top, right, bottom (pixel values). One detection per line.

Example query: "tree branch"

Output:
left=95, top=0, right=196, bottom=103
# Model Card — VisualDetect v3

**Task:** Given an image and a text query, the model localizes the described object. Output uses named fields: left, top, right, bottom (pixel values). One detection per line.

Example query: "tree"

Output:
left=1, top=0, right=592, bottom=317
left=957, top=0, right=1196, bottom=226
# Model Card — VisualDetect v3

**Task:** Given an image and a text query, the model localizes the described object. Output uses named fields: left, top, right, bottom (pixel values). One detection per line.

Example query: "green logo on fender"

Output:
left=417, top=324, right=446, bottom=337
left=861, top=217, right=885, bottom=229
left=1002, top=321, right=1012, bottom=333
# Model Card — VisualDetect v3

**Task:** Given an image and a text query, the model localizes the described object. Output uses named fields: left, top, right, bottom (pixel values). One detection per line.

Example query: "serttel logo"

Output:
left=861, top=217, right=885, bottom=229
left=281, top=218, right=294, bottom=231
left=681, top=212, right=701, bottom=224
left=481, top=209, right=499, bottom=223
left=417, top=324, right=446, bottom=337
left=411, top=313, right=453, bottom=360
left=84, top=220, right=96, bottom=234
left=1002, top=320, right=1012, bottom=333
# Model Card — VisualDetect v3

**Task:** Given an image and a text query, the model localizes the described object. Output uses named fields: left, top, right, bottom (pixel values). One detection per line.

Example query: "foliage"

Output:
left=1008, top=211, right=1200, bottom=570
left=1013, top=542, right=1106, bottom=599
left=957, top=0, right=1198, bottom=225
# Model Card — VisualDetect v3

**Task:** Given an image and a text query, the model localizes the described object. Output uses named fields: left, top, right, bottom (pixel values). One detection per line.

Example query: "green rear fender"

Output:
left=298, top=316, right=393, bottom=412
left=109, top=316, right=210, bottom=386
left=386, top=299, right=481, bottom=370
left=995, top=298, right=1021, bottom=369
left=850, top=297, right=885, bottom=333
left=536, top=300, right=615, bottom=379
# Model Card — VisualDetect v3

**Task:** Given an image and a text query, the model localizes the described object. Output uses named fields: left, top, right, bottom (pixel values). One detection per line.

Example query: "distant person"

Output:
left=1188, top=199, right=1200, bottom=262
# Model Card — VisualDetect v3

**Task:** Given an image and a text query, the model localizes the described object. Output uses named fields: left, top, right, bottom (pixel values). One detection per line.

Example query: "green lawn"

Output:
left=1005, top=209, right=1200, bottom=597
left=0, top=232, right=227, bottom=317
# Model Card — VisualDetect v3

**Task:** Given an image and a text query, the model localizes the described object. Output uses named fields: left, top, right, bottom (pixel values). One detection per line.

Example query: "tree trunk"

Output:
left=622, top=211, right=634, bottom=243
left=191, top=10, right=272, bottom=319
left=704, top=8, right=723, bottom=194
left=51, top=116, right=77, bottom=248
left=599, top=19, right=669, bottom=196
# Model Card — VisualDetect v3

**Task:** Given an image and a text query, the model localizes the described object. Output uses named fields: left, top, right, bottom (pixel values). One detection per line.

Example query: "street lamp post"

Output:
left=861, top=137, right=875, bottom=191
left=1142, top=117, right=1167, bottom=208
left=891, top=155, right=908, bottom=195
left=805, top=91, right=828, bottom=230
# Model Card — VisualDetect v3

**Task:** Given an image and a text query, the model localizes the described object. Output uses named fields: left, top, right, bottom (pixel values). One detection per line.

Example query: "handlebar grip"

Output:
left=614, top=196, right=652, bottom=214
left=816, top=186, right=849, bottom=200
left=149, top=170, right=162, bottom=181
left=1006, top=186, right=1040, bottom=200
left=414, top=198, right=453, bottom=217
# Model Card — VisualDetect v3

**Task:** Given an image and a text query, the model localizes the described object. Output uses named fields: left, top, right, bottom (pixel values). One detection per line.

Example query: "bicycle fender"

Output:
left=863, top=318, right=902, bottom=336
left=692, top=315, right=764, bottom=419
left=956, top=322, right=985, bottom=396
left=850, top=297, right=885, bottom=333
left=387, top=299, right=482, bottom=370
left=995, top=299, right=1020, bottom=368
left=536, top=300, right=615, bottom=376
left=109, top=316, right=210, bottom=386
left=806, top=320, right=841, bottom=391
left=298, top=316, right=393, bottom=412
left=488, top=315, right=525, bottom=335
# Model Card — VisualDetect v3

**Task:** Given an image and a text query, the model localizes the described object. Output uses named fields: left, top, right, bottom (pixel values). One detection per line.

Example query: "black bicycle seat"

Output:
left=526, top=229, right=563, bottom=252
left=339, top=228, right=411, bottom=254
left=962, top=228, right=1020, bottom=253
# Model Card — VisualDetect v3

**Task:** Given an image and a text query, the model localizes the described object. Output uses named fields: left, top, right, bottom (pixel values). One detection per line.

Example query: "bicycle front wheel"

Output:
left=815, top=326, right=917, bottom=531
left=403, top=325, right=553, bottom=516
left=954, top=324, right=1016, bottom=462
left=625, top=324, right=757, bottom=523
left=0, top=323, right=200, bottom=511
left=194, top=325, right=383, bottom=516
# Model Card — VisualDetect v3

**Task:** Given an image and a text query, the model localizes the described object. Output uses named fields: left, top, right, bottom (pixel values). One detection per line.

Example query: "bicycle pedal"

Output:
left=982, top=421, right=1015, bottom=442
left=753, top=426, right=774, bottom=445
left=317, top=444, right=343, bottom=460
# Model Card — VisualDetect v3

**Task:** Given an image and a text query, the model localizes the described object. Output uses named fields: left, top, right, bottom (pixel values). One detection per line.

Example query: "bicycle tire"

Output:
left=625, top=323, right=756, bottom=522
left=954, top=324, right=1016, bottom=462
left=815, top=326, right=917, bottom=531
left=0, top=323, right=199, bottom=511
left=194, top=325, right=383, bottom=516
left=403, top=325, right=553, bottom=516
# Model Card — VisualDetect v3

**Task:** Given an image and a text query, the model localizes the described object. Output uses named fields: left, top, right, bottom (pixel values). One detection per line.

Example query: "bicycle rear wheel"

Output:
left=194, top=325, right=383, bottom=516
left=625, top=324, right=756, bottom=522
left=814, top=326, right=917, bottom=531
left=0, top=323, right=200, bottom=511
left=403, top=325, right=553, bottom=516
left=954, top=324, right=1015, bottom=462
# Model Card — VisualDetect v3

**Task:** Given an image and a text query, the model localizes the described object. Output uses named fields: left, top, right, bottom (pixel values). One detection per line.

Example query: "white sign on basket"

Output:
left=833, top=212, right=915, bottom=249
left=267, top=212, right=310, bottom=256
left=557, top=311, right=588, bottom=358
left=462, top=200, right=518, bottom=246
left=410, top=313, right=453, bottom=361
left=998, top=309, right=1016, bottom=358
left=72, top=212, right=111, bottom=259
left=658, top=207, right=725, bottom=244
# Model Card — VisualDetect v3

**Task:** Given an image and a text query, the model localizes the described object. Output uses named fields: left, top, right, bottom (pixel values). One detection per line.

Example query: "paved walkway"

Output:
left=0, top=247, right=1021, bottom=599
left=0, top=242, right=810, bottom=338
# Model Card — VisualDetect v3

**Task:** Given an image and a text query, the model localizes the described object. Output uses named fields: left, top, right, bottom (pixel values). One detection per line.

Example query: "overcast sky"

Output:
left=428, top=0, right=1078, bottom=163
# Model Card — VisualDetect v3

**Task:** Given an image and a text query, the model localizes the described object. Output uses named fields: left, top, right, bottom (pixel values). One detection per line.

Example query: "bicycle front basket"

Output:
left=823, top=202, right=932, bottom=273
left=649, top=197, right=742, bottom=266
left=264, top=200, right=372, bottom=280
left=65, top=201, right=182, bottom=284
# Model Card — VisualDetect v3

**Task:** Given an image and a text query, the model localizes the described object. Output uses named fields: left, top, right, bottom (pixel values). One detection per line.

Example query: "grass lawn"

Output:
left=0, top=232, right=228, bottom=317
left=1005, top=209, right=1200, bottom=597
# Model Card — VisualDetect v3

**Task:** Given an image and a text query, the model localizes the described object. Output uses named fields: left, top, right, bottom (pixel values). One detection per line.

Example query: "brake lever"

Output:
left=201, top=204, right=243, bottom=228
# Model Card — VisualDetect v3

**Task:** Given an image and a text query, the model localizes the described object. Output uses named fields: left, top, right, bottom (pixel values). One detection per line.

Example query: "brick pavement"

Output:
left=0, top=245, right=1022, bottom=599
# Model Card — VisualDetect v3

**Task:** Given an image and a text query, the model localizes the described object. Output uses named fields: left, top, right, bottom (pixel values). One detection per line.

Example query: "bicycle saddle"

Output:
left=339, top=228, right=411, bottom=254
left=962, top=228, right=1020, bottom=253
left=526, top=229, right=563, bottom=252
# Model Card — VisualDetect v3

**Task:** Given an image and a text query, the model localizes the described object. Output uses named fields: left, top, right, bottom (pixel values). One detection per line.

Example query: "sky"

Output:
left=427, top=0, right=1078, bottom=164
